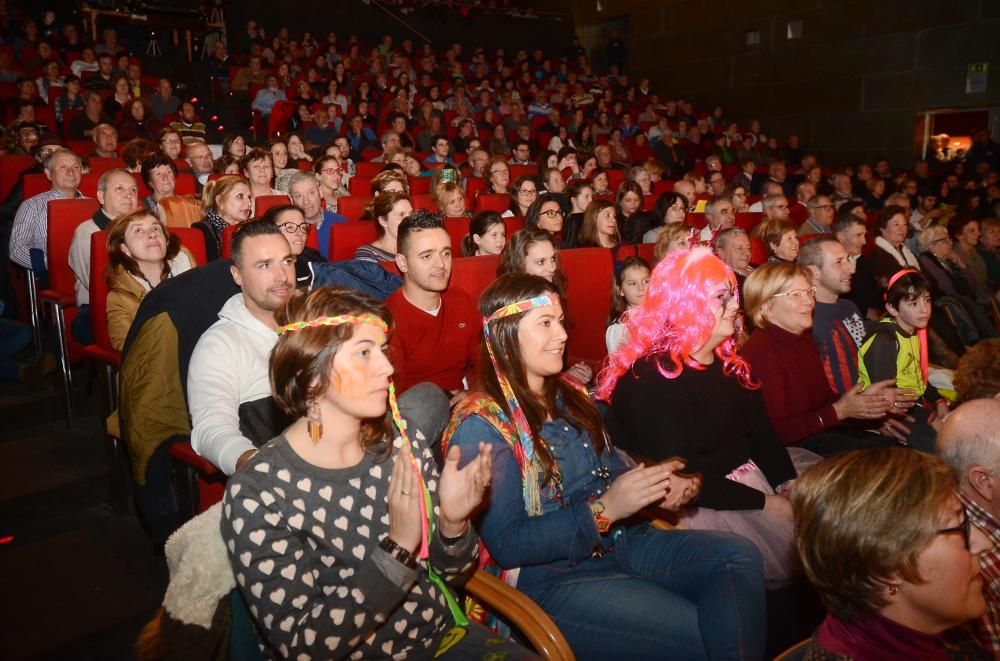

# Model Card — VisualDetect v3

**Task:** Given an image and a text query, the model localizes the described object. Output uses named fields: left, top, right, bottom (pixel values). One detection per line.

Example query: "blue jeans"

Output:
left=0, top=317, right=32, bottom=380
left=520, top=525, right=766, bottom=660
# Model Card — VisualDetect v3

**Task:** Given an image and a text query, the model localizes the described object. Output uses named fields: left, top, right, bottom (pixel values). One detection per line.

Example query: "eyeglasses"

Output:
left=936, top=509, right=971, bottom=550
left=517, top=188, right=538, bottom=196
left=490, top=169, right=509, bottom=176
left=319, top=168, right=343, bottom=175
left=279, top=222, right=311, bottom=234
left=932, top=237, right=952, bottom=245
left=772, top=286, right=816, bottom=302
left=539, top=209, right=564, bottom=219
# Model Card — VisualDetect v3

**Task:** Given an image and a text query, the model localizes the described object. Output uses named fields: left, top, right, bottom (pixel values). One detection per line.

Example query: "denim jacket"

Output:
left=451, top=413, right=631, bottom=590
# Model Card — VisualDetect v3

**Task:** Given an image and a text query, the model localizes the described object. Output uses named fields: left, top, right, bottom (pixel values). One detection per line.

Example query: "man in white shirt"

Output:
left=188, top=220, right=295, bottom=474
left=67, top=169, right=138, bottom=342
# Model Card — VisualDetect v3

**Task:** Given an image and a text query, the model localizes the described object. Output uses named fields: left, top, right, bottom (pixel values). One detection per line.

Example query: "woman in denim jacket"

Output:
left=444, top=273, right=767, bottom=660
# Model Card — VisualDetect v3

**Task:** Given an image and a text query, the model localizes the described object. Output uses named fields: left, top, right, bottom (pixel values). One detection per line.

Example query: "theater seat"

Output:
left=475, top=193, right=510, bottom=213
left=338, top=195, right=371, bottom=221
left=510, top=164, right=538, bottom=179
left=561, top=247, right=613, bottom=364
left=355, top=161, right=382, bottom=179
left=0, top=154, right=34, bottom=200
left=444, top=216, right=471, bottom=254
left=348, top=176, right=372, bottom=196
left=449, top=254, right=501, bottom=303
left=412, top=194, right=436, bottom=211
left=408, top=176, right=432, bottom=195
left=686, top=213, right=708, bottom=230
left=750, top=237, right=768, bottom=266
left=329, top=221, right=378, bottom=261
left=23, top=173, right=49, bottom=199
left=254, top=194, right=290, bottom=217
left=735, top=212, right=763, bottom=232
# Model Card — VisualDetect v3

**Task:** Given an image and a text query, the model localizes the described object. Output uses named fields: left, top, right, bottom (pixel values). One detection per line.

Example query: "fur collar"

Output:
left=162, top=503, right=235, bottom=628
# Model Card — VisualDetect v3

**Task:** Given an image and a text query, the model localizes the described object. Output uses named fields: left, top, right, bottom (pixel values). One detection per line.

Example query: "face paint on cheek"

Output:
left=332, top=363, right=374, bottom=401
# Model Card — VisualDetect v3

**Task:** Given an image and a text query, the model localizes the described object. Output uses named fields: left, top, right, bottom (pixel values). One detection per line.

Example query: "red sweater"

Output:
left=741, top=324, right=841, bottom=446
left=385, top=287, right=480, bottom=394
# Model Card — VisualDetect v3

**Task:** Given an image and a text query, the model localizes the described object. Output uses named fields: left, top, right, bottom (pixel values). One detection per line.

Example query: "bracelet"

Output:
left=439, top=524, right=470, bottom=546
left=589, top=498, right=612, bottom=534
left=378, top=536, right=418, bottom=569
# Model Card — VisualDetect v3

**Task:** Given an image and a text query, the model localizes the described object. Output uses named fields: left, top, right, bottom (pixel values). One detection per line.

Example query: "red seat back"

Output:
left=254, top=194, right=290, bottom=217
left=607, top=169, right=625, bottom=192
left=510, top=164, right=538, bottom=180
left=24, top=173, right=50, bottom=199
left=88, top=157, right=126, bottom=176
left=173, top=227, right=208, bottom=265
left=505, top=216, right=525, bottom=235
left=79, top=172, right=103, bottom=198
left=0, top=154, right=35, bottom=201
left=88, top=230, right=113, bottom=351
left=407, top=176, right=432, bottom=195
left=444, top=216, right=471, bottom=255
left=355, top=161, right=382, bottom=179
left=652, top=180, right=674, bottom=196
left=561, top=247, right=613, bottom=364
left=330, top=221, right=378, bottom=261
left=475, top=193, right=510, bottom=213
left=686, top=212, right=708, bottom=230
left=220, top=224, right=239, bottom=259
left=466, top=177, right=487, bottom=199
left=348, top=176, right=372, bottom=196
left=412, top=194, right=436, bottom=211
left=338, top=195, right=371, bottom=221
left=735, top=212, right=762, bottom=232
left=449, top=255, right=500, bottom=304
left=47, top=198, right=101, bottom=298
left=175, top=172, right=197, bottom=195
left=750, top=237, right=768, bottom=266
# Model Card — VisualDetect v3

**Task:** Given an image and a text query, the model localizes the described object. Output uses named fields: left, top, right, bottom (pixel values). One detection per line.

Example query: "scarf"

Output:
left=875, top=235, right=920, bottom=269
left=203, top=209, right=228, bottom=254
left=816, top=614, right=949, bottom=660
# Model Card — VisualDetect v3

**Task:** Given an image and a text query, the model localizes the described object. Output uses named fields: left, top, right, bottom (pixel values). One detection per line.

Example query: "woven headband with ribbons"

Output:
left=276, top=312, right=467, bottom=625
left=884, top=269, right=928, bottom=384
left=482, top=294, right=560, bottom=516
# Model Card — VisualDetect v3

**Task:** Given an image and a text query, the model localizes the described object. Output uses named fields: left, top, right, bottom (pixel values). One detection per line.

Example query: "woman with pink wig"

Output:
left=597, top=247, right=820, bottom=587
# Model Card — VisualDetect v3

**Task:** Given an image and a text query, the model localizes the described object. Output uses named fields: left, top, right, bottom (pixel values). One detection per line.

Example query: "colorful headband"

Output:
left=884, top=269, right=929, bottom=384
left=276, top=313, right=388, bottom=336
left=482, top=294, right=559, bottom=326
left=482, top=293, right=561, bottom=515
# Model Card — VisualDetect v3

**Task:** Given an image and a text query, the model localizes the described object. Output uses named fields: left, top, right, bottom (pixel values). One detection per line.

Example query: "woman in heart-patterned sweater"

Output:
left=221, top=286, right=532, bottom=660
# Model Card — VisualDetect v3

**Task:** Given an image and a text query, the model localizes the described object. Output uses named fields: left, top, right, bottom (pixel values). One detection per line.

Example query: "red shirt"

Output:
left=385, top=287, right=480, bottom=394
left=741, top=324, right=840, bottom=446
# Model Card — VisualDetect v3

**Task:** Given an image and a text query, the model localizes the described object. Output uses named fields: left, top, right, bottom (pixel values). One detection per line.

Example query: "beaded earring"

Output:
left=307, top=400, right=322, bottom=444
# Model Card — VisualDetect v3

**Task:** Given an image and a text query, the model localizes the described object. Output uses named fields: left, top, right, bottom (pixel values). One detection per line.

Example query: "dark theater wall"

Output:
left=564, top=0, right=1000, bottom=167
left=225, top=1, right=573, bottom=59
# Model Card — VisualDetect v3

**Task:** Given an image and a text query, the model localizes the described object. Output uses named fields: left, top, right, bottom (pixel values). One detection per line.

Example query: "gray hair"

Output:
left=762, top=194, right=786, bottom=210
left=288, top=171, right=319, bottom=192
left=797, top=235, right=841, bottom=269
left=807, top=195, right=831, bottom=211
left=715, top=226, right=747, bottom=250
left=938, top=399, right=1000, bottom=487
left=918, top=224, right=948, bottom=252
left=43, top=148, right=80, bottom=171
left=97, top=168, right=131, bottom=193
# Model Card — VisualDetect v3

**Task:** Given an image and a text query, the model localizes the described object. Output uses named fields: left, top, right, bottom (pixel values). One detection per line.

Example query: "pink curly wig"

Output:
left=596, top=246, right=757, bottom=400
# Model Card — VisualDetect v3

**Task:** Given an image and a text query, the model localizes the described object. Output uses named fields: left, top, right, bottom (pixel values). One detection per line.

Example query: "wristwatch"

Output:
left=378, top=536, right=418, bottom=569
left=590, top=499, right=612, bottom=534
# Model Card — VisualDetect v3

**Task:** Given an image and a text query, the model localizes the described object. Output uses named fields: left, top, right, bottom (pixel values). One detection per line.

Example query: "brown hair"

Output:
left=955, top=338, right=1000, bottom=402
left=497, top=227, right=567, bottom=293
left=792, top=448, right=959, bottom=622
left=432, top=181, right=464, bottom=215
left=577, top=199, right=619, bottom=248
left=364, top=191, right=412, bottom=238
left=105, top=208, right=182, bottom=287
left=653, top=223, right=693, bottom=263
left=369, top=169, right=409, bottom=196
left=755, top=217, right=797, bottom=256
left=239, top=147, right=273, bottom=173
left=270, top=287, right=393, bottom=459
left=477, top=274, right=606, bottom=486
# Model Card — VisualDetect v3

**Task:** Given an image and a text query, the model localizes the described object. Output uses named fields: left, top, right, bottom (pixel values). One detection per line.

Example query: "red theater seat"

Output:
left=254, top=194, right=290, bottom=217
left=475, top=193, right=510, bottom=214
left=338, top=195, right=371, bottom=221
left=445, top=216, right=471, bottom=254
left=0, top=154, right=34, bottom=200
left=330, top=221, right=378, bottom=261
left=561, top=247, right=613, bottom=364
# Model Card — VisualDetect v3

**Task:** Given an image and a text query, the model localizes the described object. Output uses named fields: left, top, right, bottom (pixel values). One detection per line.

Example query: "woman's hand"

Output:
left=655, top=458, right=701, bottom=511
left=928, top=400, right=951, bottom=432
left=438, top=443, right=492, bottom=538
left=387, top=445, right=423, bottom=553
left=602, top=463, right=673, bottom=524
left=833, top=380, right=894, bottom=421
left=565, top=362, right=593, bottom=385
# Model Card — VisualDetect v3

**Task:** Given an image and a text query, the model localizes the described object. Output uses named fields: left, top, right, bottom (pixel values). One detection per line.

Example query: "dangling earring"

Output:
left=307, top=400, right=322, bottom=444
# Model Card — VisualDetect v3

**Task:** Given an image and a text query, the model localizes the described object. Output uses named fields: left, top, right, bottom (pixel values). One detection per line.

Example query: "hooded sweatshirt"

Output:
left=188, top=293, right=278, bottom=475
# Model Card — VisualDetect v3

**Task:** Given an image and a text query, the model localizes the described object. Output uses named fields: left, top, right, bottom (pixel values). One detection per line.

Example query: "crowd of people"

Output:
left=3, top=7, right=1000, bottom=660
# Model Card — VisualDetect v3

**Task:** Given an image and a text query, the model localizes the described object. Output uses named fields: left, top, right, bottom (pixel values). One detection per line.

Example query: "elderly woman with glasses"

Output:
left=600, top=248, right=821, bottom=586
left=263, top=205, right=325, bottom=288
left=792, top=447, right=989, bottom=658
left=741, top=262, right=908, bottom=456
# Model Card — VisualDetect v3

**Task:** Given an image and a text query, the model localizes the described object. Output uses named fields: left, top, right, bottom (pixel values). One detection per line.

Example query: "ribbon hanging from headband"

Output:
left=482, top=294, right=560, bottom=516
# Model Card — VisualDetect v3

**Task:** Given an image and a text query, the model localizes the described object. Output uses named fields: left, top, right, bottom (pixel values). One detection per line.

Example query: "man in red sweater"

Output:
left=386, top=211, right=479, bottom=403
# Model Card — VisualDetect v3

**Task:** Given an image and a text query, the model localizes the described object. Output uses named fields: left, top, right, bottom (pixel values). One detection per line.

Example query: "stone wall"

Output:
left=562, top=0, right=1000, bottom=167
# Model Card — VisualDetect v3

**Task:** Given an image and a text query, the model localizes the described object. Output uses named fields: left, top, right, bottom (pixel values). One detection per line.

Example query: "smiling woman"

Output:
left=192, top=175, right=253, bottom=261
